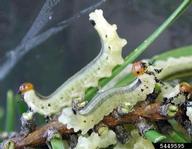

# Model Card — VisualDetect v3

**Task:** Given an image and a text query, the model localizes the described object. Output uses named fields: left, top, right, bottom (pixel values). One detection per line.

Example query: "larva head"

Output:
left=179, top=82, right=192, bottom=94
left=18, top=82, right=34, bottom=95
left=132, top=61, right=147, bottom=76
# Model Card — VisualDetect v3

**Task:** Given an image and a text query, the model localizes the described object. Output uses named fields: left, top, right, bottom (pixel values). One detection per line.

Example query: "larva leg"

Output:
left=69, top=134, right=78, bottom=149
left=159, top=103, right=178, bottom=117
left=116, top=102, right=134, bottom=115
left=0, top=140, right=15, bottom=149
left=72, top=99, right=88, bottom=114
left=146, top=83, right=161, bottom=103
left=113, top=125, right=130, bottom=144
left=136, top=117, right=153, bottom=136
left=20, top=110, right=36, bottom=136
left=94, top=123, right=109, bottom=136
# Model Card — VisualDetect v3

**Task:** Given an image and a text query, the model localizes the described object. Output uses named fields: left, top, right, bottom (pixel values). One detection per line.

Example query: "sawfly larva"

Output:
left=18, top=9, right=127, bottom=116
left=58, top=73, right=156, bottom=134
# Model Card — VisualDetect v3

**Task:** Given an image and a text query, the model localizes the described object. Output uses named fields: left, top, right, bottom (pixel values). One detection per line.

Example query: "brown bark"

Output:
left=9, top=102, right=181, bottom=148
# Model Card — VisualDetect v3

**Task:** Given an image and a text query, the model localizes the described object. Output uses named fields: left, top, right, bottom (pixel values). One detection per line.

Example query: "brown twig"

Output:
left=9, top=102, right=182, bottom=148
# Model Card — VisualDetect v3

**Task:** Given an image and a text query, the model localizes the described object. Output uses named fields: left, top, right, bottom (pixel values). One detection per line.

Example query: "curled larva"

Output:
left=19, top=9, right=127, bottom=116
left=58, top=74, right=156, bottom=134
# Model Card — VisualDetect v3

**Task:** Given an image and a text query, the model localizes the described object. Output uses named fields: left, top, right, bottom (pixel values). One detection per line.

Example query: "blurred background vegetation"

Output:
left=0, top=0, right=192, bottom=131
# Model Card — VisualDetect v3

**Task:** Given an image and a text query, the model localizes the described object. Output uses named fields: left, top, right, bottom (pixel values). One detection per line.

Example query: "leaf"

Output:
left=5, top=90, right=16, bottom=132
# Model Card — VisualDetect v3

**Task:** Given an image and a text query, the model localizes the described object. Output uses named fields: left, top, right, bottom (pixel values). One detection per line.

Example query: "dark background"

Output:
left=0, top=0, right=192, bottom=128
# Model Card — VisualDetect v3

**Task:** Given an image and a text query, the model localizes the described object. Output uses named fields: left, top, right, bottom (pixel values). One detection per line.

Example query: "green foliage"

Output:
left=49, top=133, right=66, bottom=149
left=5, top=90, right=15, bottom=132
left=0, top=107, right=4, bottom=132
left=1, top=90, right=27, bottom=133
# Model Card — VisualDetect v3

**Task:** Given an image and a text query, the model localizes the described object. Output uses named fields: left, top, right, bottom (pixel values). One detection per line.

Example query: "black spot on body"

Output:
left=154, top=68, right=162, bottom=74
left=146, top=87, right=161, bottom=102
left=48, top=104, right=51, bottom=107
left=72, top=109, right=77, bottom=115
left=90, top=20, right=96, bottom=26
left=83, top=120, right=86, bottom=123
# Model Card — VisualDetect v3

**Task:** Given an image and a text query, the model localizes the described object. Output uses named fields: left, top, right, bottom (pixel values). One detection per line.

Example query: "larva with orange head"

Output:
left=18, top=9, right=127, bottom=117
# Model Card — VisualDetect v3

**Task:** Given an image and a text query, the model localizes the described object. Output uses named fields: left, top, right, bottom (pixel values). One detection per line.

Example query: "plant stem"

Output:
left=85, top=0, right=192, bottom=101
left=168, top=131, right=187, bottom=143
left=168, top=119, right=191, bottom=142
left=5, top=90, right=15, bottom=132
left=144, top=130, right=166, bottom=143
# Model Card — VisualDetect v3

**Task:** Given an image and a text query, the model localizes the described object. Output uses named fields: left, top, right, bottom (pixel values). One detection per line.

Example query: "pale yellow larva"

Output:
left=21, top=9, right=127, bottom=116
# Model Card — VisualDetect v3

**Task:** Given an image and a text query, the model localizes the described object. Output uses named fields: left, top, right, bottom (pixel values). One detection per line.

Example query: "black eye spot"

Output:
left=105, top=35, right=108, bottom=38
left=90, top=20, right=96, bottom=26
left=48, top=104, right=51, bottom=107
left=108, top=46, right=111, bottom=50
left=137, top=71, right=140, bottom=74
left=83, top=120, right=86, bottom=123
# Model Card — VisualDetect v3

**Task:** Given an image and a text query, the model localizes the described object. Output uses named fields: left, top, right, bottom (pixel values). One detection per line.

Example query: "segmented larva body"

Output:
left=75, top=130, right=116, bottom=149
left=22, top=9, right=127, bottom=116
left=154, top=56, right=192, bottom=80
left=58, top=74, right=156, bottom=134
